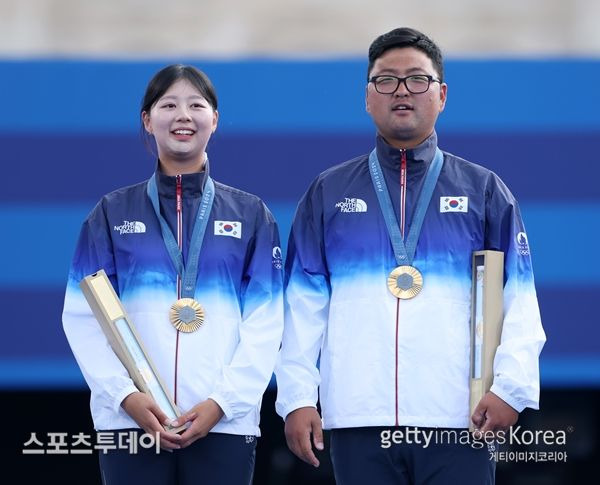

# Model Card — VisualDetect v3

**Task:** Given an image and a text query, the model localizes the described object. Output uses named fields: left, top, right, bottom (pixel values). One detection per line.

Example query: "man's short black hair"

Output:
left=367, top=27, right=444, bottom=82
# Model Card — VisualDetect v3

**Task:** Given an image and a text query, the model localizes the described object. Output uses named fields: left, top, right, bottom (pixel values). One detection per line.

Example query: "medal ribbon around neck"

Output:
left=369, top=147, right=444, bottom=299
left=147, top=168, right=215, bottom=331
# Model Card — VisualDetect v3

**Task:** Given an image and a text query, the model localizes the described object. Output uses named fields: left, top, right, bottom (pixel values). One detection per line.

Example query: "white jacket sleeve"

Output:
left=275, top=180, right=331, bottom=420
left=62, top=201, right=138, bottom=417
left=485, top=174, right=546, bottom=412
left=208, top=202, right=284, bottom=420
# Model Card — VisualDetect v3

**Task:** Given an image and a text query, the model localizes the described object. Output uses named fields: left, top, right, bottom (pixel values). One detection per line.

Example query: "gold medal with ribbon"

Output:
left=169, top=298, right=205, bottom=332
left=369, top=147, right=444, bottom=303
left=147, top=171, right=216, bottom=334
left=387, top=265, right=423, bottom=300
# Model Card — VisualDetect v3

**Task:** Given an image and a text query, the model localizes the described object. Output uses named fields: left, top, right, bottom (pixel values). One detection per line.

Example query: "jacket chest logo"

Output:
left=335, top=197, right=368, bottom=213
left=113, top=220, right=146, bottom=234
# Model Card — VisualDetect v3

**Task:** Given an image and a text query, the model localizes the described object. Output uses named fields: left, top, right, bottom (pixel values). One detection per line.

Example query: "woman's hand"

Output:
left=173, top=399, right=224, bottom=448
left=121, top=391, right=182, bottom=450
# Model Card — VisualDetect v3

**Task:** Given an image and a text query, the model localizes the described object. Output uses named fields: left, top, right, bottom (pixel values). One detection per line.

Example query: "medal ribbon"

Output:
left=369, top=147, right=444, bottom=266
left=146, top=169, right=215, bottom=298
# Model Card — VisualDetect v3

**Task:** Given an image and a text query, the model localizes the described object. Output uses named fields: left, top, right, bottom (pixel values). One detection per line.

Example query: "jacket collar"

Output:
left=155, top=159, right=211, bottom=199
left=375, top=131, right=438, bottom=170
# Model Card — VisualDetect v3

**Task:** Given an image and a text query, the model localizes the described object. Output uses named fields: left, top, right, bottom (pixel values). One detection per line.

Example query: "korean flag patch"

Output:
left=440, top=196, right=468, bottom=213
left=214, top=221, right=242, bottom=239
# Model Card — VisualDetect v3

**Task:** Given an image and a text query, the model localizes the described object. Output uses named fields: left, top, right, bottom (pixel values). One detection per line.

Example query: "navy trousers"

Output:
left=330, top=427, right=496, bottom=485
left=98, top=430, right=256, bottom=485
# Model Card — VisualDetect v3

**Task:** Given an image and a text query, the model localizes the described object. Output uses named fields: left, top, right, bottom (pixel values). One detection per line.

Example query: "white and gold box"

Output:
left=80, top=270, right=185, bottom=433
left=469, top=250, right=504, bottom=431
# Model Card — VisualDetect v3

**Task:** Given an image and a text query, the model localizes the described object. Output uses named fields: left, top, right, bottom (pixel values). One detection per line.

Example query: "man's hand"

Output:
left=284, top=407, right=324, bottom=467
left=172, top=399, right=224, bottom=448
left=471, top=391, right=519, bottom=434
left=121, top=392, right=182, bottom=450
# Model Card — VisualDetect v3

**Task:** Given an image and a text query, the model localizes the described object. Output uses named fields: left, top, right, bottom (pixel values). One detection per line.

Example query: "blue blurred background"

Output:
left=1, top=59, right=598, bottom=390
left=1, top=1, right=599, bottom=483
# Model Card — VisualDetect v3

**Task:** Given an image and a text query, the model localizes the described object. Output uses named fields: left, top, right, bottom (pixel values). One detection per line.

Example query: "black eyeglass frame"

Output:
left=368, top=74, right=442, bottom=94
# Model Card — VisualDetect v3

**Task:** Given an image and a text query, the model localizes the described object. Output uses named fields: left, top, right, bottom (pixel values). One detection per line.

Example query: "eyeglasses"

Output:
left=369, top=75, right=441, bottom=94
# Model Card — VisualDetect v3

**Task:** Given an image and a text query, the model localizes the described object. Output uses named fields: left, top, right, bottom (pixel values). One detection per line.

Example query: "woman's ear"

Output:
left=142, top=111, right=152, bottom=134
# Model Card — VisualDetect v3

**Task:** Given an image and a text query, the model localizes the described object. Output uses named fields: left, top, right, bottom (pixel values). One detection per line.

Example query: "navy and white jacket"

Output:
left=275, top=132, right=546, bottom=429
left=63, top=165, right=283, bottom=436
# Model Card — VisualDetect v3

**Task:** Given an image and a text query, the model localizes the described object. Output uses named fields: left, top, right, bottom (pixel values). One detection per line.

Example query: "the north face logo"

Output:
left=113, top=220, right=146, bottom=235
left=335, top=198, right=368, bottom=213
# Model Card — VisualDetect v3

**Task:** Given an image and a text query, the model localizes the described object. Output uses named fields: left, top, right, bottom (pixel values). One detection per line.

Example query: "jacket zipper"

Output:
left=395, top=149, right=407, bottom=426
left=174, top=174, right=182, bottom=404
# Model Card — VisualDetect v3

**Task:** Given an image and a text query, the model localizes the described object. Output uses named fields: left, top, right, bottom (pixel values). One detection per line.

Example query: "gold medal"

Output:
left=387, top=265, right=423, bottom=299
left=169, top=298, right=205, bottom=332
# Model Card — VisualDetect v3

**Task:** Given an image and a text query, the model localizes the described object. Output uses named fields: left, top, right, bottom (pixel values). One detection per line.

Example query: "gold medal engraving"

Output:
left=169, top=298, right=205, bottom=332
left=387, top=265, right=423, bottom=299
